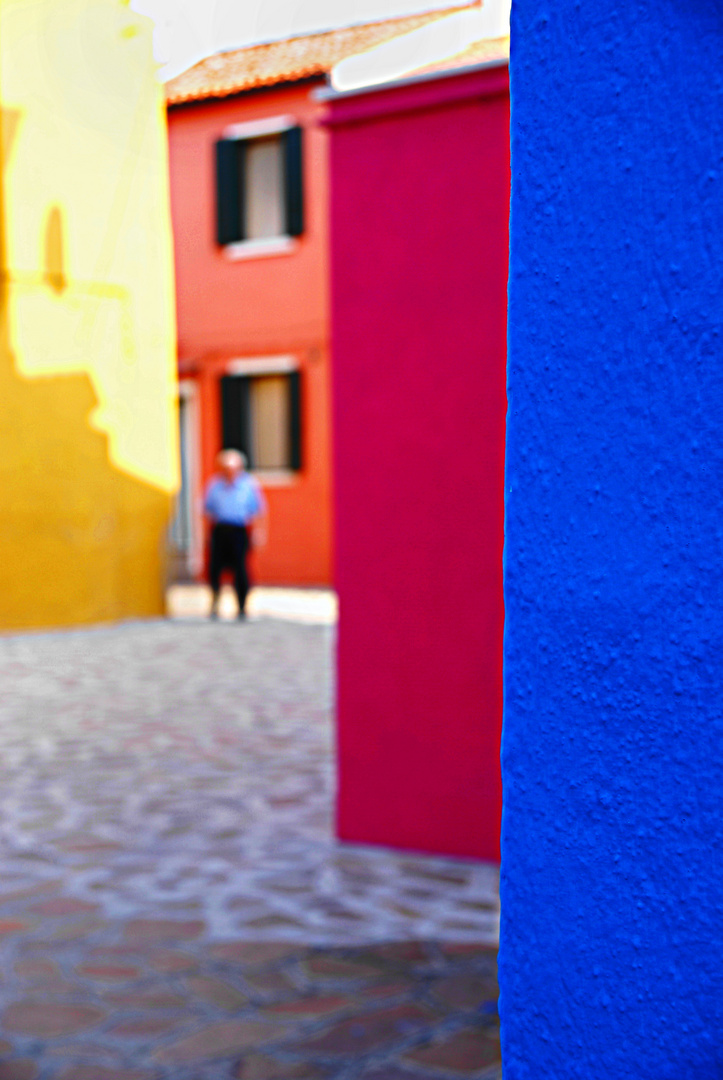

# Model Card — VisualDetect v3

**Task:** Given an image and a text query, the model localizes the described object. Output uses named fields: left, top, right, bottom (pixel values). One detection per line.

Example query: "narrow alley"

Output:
left=0, top=594, right=500, bottom=1080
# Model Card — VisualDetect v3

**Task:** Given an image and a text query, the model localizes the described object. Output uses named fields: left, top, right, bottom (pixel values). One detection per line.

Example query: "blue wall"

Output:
left=501, top=3, right=723, bottom=1077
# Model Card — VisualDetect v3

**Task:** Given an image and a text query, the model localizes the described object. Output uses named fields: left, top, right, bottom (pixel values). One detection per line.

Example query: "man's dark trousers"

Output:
left=209, top=523, right=251, bottom=614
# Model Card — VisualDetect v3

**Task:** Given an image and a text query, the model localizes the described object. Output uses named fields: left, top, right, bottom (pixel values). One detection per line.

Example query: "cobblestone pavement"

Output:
left=0, top=593, right=501, bottom=1080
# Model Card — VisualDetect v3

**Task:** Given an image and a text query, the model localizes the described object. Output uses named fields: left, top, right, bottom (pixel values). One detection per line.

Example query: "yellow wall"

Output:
left=0, top=0, right=178, bottom=630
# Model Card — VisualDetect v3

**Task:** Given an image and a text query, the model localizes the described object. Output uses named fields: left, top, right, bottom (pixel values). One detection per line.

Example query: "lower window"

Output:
left=220, top=371, right=301, bottom=472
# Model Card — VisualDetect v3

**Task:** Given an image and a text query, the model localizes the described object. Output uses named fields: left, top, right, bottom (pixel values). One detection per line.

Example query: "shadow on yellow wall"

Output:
left=0, top=346, right=172, bottom=631
left=0, top=194, right=172, bottom=630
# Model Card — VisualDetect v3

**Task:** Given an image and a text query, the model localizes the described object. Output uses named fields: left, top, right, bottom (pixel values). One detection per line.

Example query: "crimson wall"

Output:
left=326, top=65, right=509, bottom=860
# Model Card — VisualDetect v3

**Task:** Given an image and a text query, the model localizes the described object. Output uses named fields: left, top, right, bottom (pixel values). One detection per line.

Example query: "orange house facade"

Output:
left=165, top=11, right=465, bottom=587
left=167, top=83, right=331, bottom=585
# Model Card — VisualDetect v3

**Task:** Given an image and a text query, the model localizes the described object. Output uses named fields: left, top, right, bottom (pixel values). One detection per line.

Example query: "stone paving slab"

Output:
left=0, top=608, right=500, bottom=1078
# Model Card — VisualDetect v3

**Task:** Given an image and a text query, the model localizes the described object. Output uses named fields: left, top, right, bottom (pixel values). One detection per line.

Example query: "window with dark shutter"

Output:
left=215, top=125, right=304, bottom=246
left=283, top=127, right=304, bottom=237
left=220, top=375, right=251, bottom=458
left=215, top=140, right=242, bottom=245
left=220, top=372, right=302, bottom=472
left=288, top=370, right=302, bottom=470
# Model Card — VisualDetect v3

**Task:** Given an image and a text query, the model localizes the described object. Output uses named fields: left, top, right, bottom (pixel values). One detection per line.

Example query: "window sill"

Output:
left=252, top=470, right=299, bottom=487
left=224, top=236, right=298, bottom=261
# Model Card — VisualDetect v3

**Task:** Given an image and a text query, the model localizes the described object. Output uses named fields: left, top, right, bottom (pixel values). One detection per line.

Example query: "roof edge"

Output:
left=167, top=73, right=324, bottom=109
left=314, top=55, right=509, bottom=104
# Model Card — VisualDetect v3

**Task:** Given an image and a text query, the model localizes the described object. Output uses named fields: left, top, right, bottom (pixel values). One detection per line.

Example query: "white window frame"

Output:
left=224, top=236, right=298, bottom=261
left=222, top=115, right=297, bottom=141
left=221, top=116, right=300, bottom=261
left=226, top=355, right=298, bottom=376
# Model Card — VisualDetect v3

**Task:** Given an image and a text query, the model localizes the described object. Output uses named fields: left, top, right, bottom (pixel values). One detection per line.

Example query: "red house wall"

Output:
left=168, top=82, right=333, bottom=586
left=326, top=65, right=509, bottom=860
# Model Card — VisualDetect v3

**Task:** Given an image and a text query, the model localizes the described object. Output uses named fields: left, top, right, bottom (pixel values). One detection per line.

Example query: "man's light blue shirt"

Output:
left=204, top=473, right=265, bottom=526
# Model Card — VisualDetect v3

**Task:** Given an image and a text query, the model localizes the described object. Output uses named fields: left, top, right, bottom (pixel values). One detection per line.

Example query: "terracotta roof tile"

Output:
left=166, top=6, right=477, bottom=106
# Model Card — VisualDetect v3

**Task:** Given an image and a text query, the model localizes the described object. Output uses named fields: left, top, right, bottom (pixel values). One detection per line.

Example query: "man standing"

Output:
left=203, top=449, right=267, bottom=620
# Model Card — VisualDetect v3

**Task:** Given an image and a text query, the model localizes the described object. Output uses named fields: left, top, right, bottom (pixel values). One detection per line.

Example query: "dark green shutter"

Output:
left=237, top=141, right=247, bottom=241
left=220, top=375, right=252, bottom=464
left=283, top=127, right=304, bottom=237
left=215, top=139, right=244, bottom=245
left=289, top=370, right=302, bottom=471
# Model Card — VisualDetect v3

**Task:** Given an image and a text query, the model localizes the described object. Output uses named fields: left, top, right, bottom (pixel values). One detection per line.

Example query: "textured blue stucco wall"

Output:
left=500, top=3, right=723, bottom=1077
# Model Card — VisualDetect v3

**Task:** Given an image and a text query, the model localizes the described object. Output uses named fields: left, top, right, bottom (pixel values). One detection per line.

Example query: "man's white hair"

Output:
left=217, top=448, right=247, bottom=470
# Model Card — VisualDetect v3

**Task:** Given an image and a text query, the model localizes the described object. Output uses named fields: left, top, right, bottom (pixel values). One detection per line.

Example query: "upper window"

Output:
left=215, top=126, right=304, bottom=247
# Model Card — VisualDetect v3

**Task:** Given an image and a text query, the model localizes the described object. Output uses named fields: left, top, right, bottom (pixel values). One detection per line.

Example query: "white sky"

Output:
left=129, top=0, right=509, bottom=81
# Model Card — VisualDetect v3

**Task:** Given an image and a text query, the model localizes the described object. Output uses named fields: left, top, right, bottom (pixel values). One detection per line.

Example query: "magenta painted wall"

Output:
left=326, top=65, right=509, bottom=861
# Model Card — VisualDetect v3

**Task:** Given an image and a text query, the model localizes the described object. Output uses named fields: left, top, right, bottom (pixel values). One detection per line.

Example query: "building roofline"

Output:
left=314, top=55, right=509, bottom=104
left=164, top=4, right=480, bottom=106
left=166, top=74, right=322, bottom=111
